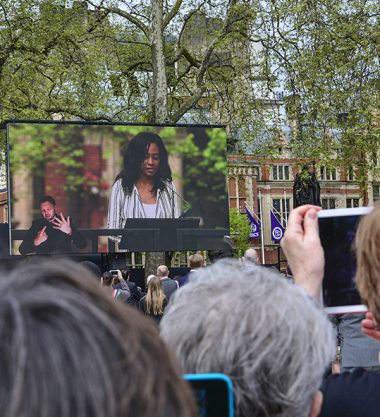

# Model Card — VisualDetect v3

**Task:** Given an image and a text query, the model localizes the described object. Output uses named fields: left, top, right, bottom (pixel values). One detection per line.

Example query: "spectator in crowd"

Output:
left=242, top=248, right=259, bottom=264
left=100, top=271, right=131, bottom=303
left=157, top=265, right=177, bottom=301
left=139, top=275, right=167, bottom=324
left=101, top=270, right=114, bottom=296
left=331, top=313, right=380, bottom=373
left=178, top=253, right=204, bottom=287
left=121, top=267, right=143, bottom=307
left=280, top=204, right=380, bottom=417
left=207, top=240, right=234, bottom=263
left=79, top=260, right=102, bottom=280
left=0, top=259, right=196, bottom=417
left=147, top=274, right=156, bottom=285
left=160, top=258, right=335, bottom=417
left=111, top=270, right=131, bottom=303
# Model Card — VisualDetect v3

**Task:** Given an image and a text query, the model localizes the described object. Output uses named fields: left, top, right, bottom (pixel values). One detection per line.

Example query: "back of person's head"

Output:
left=243, top=248, right=258, bottom=264
left=356, top=204, right=380, bottom=318
left=102, top=271, right=114, bottom=287
left=112, top=275, right=121, bottom=285
left=0, top=259, right=195, bottom=417
left=121, top=267, right=131, bottom=281
left=79, top=261, right=102, bottom=280
left=207, top=241, right=234, bottom=263
left=147, top=274, right=156, bottom=285
left=146, top=275, right=166, bottom=315
left=188, top=253, right=204, bottom=269
left=157, top=265, right=169, bottom=278
left=160, top=259, right=335, bottom=417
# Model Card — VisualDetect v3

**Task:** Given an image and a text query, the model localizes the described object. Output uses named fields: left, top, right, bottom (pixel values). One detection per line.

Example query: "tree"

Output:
left=255, top=0, right=379, bottom=196
left=83, top=0, right=255, bottom=271
left=229, top=208, right=251, bottom=256
left=84, top=0, right=255, bottom=122
left=0, top=1, right=117, bottom=121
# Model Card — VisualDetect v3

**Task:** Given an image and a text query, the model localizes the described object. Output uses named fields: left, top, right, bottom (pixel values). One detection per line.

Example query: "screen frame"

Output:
left=318, top=206, right=373, bottom=314
left=6, top=119, right=229, bottom=255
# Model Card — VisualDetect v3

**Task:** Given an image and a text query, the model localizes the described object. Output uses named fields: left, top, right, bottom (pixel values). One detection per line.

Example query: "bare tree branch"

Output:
left=163, top=0, right=184, bottom=28
left=85, top=0, right=150, bottom=38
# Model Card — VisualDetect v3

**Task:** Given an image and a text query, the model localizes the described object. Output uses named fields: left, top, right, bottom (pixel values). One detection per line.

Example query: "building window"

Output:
left=373, top=184, right=380, bottom=202
left=228, top=176, right=246, bottom=213
left=272, top=165, right=290, bottom=181
left=272, top=198, right=290, bottom=226
left=320, top=166, right=337, bottom=181
left=229, top=177, right=237, bottom=209
left=238, top=177, right=246, bottom=212
left=347, top=166, right=355, bottom=181
left=322, top=198, right=336, bottom=209
left=346, top=198, right=359, bottom=208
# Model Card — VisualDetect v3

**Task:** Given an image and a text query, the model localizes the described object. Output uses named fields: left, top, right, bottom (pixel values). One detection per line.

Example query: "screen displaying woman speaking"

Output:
left=7, top=122, right=230, bottom=254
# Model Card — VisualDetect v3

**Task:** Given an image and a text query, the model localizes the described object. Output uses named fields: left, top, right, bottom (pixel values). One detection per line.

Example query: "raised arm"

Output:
left=280, top=205, right=324, bottom=299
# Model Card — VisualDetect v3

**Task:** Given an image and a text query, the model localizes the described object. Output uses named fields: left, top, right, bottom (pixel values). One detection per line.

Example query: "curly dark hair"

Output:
left=115, top=132, right=172, bottom=194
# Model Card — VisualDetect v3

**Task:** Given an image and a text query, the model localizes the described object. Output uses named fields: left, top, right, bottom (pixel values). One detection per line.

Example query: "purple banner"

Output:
left=246, top=208, right=261, bottom=239
left=270, top=210, right=285, bottom=242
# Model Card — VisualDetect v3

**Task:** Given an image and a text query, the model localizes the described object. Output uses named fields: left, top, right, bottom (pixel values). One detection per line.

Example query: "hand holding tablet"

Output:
left=282, top=205, right=372, bottom=314
left=318, top=207, right=372, bottom=314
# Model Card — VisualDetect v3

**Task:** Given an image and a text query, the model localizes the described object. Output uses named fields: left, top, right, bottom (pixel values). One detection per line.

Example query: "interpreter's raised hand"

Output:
left=280, top=205, right=323, bottom=298
left=52, top=213, right=72, bottom=235
left=34, top=226, right=48, bottom=246
left=362, top=311, right=380, bottom=342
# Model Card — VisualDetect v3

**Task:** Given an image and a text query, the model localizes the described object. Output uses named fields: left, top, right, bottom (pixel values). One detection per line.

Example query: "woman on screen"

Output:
left=108, top=132, right=181, bottom=229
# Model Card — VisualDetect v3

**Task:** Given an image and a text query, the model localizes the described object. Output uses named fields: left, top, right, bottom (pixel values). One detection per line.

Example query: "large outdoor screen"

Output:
left=7, top=121, right=229, bottom=255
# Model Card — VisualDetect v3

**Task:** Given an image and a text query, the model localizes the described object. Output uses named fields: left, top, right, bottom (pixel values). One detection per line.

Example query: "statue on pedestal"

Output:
left=293, top=165, right=321, bottom=208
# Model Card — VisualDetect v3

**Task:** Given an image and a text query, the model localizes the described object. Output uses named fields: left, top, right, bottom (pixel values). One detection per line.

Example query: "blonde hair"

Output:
left=355, top=204, right=380, bottom=318
left=145, top=276, right=166, bottom=316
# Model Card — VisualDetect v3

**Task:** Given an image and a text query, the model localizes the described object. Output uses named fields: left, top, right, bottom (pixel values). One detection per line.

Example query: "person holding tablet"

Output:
left=107, top=132, right=181, bottom=230
left=281, top=204, right=380, bottom=417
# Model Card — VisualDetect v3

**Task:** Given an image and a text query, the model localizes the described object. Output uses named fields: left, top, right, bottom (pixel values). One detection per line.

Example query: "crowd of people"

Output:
left=2, top=203, right=380, bottom=417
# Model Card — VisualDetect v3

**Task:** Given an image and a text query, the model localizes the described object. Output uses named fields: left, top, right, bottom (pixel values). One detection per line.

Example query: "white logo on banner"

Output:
left=272, top=227, right=283, bottom=240
left=250, top=222, right=259, bottom=238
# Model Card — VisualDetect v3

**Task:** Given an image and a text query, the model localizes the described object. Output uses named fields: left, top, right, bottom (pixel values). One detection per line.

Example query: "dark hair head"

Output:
left=0, top=259, right=196, bottom=417
left=79, top=261, right=102, bottom=279
left=121, top=268, right=131, bottom=281
left=38, top=195, right=56, bottom=206
left=102, top=271, right=114, bottom=286
left=116, top=132, right=172, bottom=194
left=208, top=241, right=234, bottom=263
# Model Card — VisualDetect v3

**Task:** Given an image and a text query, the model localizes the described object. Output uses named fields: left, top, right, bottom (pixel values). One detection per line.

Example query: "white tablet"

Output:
left=318, top=207, right=373, bottom=314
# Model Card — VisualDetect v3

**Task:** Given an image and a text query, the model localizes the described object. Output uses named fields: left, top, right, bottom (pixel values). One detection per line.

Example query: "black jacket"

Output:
left=19, top=217, right=86, bottom=255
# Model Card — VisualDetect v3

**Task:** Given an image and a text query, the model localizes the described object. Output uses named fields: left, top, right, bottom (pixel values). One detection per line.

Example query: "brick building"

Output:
left=227, top=142, right=380, bottom=265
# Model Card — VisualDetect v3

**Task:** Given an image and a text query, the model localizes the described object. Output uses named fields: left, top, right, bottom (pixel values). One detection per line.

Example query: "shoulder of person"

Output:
left=320, top=369, right=380, bottom=417
left=322, top=368, right=380, bottom=396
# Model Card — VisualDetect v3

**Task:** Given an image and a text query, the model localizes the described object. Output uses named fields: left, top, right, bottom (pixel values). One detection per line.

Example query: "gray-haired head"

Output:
left=0, top=259, right=195, bottom=417
left=160, top=258, right=335, bottom=417
left=243, top=248, right=258, bottom=264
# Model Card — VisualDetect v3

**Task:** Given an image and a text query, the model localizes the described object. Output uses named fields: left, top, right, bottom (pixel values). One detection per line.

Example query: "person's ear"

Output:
left=309, top=391, right=323, bottom=417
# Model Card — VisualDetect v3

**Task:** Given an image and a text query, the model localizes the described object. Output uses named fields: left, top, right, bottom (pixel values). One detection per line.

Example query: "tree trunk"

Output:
left=145, top=0, right=167, bottom=276
left=150, top=0, right=167, bottom=123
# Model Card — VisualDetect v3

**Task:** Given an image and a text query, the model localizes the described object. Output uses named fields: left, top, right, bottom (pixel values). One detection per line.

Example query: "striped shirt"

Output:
left=107, top=179, right=181, bottom=229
